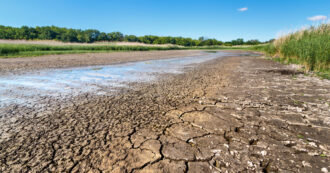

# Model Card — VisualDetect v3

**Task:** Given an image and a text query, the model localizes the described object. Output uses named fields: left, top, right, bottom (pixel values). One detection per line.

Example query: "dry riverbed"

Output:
left=0, top=51, right=329, bottom=172
left=0, top=50, right=201, bottom=74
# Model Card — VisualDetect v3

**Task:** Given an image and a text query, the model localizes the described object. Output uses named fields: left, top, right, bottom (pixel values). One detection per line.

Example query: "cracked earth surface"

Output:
left=0, top=53, right=329, bottom=172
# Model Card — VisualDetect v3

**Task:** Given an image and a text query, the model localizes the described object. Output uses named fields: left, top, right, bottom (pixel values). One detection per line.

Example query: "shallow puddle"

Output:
left=0, top=51, right=232, bottom=107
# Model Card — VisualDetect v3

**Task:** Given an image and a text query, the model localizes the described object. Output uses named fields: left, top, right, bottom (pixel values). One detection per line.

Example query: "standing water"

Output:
left=0, top=52, right=231, bottom=108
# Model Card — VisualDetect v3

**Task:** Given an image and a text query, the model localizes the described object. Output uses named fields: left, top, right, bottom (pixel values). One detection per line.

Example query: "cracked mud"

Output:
left=0, top=51, right=329, bottom=172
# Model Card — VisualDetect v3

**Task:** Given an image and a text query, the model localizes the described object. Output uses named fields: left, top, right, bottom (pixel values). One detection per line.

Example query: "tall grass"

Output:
left=255, top=24, right=329, bottom=73
left=0, top=44, right=181, bottom=57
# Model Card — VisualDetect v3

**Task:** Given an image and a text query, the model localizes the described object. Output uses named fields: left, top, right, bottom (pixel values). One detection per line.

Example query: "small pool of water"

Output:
left=0, top=51, right=231, bottom=107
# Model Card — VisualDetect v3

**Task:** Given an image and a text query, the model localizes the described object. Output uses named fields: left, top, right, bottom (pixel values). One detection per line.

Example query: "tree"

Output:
left=36, top=26, right=57, bottom=40
left=124, top=35, right=138, bottom=42
left=61, top=29, right=78, bottom=42
left=231, top=38, right=244, bottom=45
left=97, top=32, right=109, bottom=41
left=0, top=25, right=261, bottom=46
left=108, top=32, right=124, bottom=41
left=245, top=39, right=261, bottom=45
left=198, top=36, right=205, bottom=41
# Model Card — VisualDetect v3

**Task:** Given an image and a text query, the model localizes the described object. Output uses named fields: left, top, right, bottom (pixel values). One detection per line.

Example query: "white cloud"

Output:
left=238, top=7, right=248, bottom=12
left=307, top=15, right=327, bottom=21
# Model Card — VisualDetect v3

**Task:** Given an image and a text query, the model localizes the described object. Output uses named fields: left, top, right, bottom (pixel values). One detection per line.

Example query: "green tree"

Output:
left=231, top=38, right=244, bottom=45
left=124, top=35, right=138, bottom=42
left=61, top=29, right=78, bottom=42
left=245, top=39, right=260, bottom=45
left=108, top=32, right=124, bottom=41
left=97, top=32, right=109, bottom=41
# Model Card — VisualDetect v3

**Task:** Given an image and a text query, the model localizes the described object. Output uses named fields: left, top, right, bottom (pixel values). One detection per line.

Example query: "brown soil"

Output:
left=0, top=50, right=201, bottom=74
left=0, top=52, right=329, bottom=172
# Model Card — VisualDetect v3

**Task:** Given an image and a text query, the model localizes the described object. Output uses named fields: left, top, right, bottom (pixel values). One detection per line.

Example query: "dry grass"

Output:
left=0, top=39, right=177, bottom=47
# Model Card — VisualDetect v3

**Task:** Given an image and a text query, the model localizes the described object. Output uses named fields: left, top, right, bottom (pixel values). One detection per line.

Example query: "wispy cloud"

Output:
left=238, top=7, right=248, bottom=12
left=307, top=15, right=327, bottom=21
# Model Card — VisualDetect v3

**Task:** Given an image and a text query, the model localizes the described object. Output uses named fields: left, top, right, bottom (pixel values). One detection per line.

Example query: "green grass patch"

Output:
left=297, top=134, right=304, bottom=139
left=0, top=44, right=181, bottom=58
left=0, top=44, right=256, bottom=58
left=315, top=70, right=330, bottom=80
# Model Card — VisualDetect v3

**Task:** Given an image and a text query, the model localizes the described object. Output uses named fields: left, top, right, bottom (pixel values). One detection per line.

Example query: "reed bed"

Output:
left=252, top=24, right=330, bottom=78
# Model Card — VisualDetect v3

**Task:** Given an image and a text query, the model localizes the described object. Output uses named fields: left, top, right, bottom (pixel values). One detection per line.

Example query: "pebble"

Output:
left=321, top=167, right=328, bottom=173
left=302, top=161, right=312, bottom=168
left=308, top=142, right=317, bottom=147
left=247, top=161, right=254, bottom=167
left=261, top=150, right=267, bottom=156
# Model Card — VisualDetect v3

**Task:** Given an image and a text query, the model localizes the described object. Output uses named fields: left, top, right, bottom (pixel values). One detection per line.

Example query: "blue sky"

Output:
left=0, top=0, right=329, bottom=41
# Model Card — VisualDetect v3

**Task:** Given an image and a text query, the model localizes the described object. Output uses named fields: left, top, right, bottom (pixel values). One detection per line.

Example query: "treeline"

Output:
left=0, top=25, right=267, bottom=46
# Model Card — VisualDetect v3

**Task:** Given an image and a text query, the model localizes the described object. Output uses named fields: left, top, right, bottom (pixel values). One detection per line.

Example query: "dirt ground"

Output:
left=0, top=50, right=201, bottom=74
left=0, top=51, right=329, bottom=172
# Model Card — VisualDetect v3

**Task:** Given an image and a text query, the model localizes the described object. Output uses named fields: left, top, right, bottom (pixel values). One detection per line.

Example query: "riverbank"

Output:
left=0, top=51, right=329, bottom=172
left=0, top=42, right=255, bottom=59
